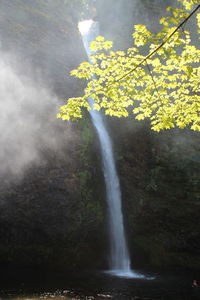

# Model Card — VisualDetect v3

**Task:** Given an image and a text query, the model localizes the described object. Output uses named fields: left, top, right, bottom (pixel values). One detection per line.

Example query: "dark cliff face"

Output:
left=0, top=0, right=199, bottom=272
left=108, top=117, right=200, bottom=270
left=0, top=132, right=105, bottom=269
left=0, top=0, right=105, bottom=270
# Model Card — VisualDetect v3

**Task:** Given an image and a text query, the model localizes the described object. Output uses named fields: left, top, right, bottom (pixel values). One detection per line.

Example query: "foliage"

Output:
left=58, top=0, right=200, bottom=132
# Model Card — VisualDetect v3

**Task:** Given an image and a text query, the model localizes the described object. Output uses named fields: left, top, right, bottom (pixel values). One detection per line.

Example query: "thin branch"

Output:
left=145, top=60, right=162, bottom=103
left=83, top=4, right=200, bottom=99
left=113, top=4, right=200, bottom=83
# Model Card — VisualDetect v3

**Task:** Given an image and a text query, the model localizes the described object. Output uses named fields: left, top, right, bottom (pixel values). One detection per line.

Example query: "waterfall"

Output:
left=78, top=20, right=144, bottom=278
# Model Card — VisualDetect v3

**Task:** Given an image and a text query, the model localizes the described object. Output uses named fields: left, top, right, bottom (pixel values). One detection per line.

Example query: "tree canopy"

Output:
left=57, top=0, right=200, bottom=132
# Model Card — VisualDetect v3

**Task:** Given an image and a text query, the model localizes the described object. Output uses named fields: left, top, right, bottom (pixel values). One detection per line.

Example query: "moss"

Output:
left=133, top=236, right=169, bottom=267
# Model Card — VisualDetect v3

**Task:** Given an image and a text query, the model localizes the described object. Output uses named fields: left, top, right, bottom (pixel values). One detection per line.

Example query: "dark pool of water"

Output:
left=0, top=267, right=200, bottom=300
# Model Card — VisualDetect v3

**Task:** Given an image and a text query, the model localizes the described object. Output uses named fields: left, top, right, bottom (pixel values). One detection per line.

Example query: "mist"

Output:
left=0, top=51, right=73, bottom=179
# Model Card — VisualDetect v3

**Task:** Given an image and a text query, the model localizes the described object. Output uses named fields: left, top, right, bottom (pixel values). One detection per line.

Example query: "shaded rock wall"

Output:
left=0, top=119, right=106, bottom=270
left=0, top=0, right=199, bottom=272
left=0, top=0, right=106, bottom=270
left=109, top=117, right=200, bottom=270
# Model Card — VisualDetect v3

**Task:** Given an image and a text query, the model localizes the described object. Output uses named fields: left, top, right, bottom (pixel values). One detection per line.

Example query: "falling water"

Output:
left=78, top=20, right=144, bottom=278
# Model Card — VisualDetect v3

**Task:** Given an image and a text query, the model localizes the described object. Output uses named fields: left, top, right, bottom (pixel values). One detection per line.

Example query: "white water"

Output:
left=78, top=20, right=144, bottom=278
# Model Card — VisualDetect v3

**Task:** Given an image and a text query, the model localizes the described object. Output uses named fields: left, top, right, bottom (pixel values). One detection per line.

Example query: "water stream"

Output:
left=78, top=20, right=143, bottom=278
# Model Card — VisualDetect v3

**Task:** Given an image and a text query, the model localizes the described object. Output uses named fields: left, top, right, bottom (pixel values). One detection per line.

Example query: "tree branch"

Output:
left=145, top=60, right=163, bottom=103
left=113, top=4, right=200, bottom=83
